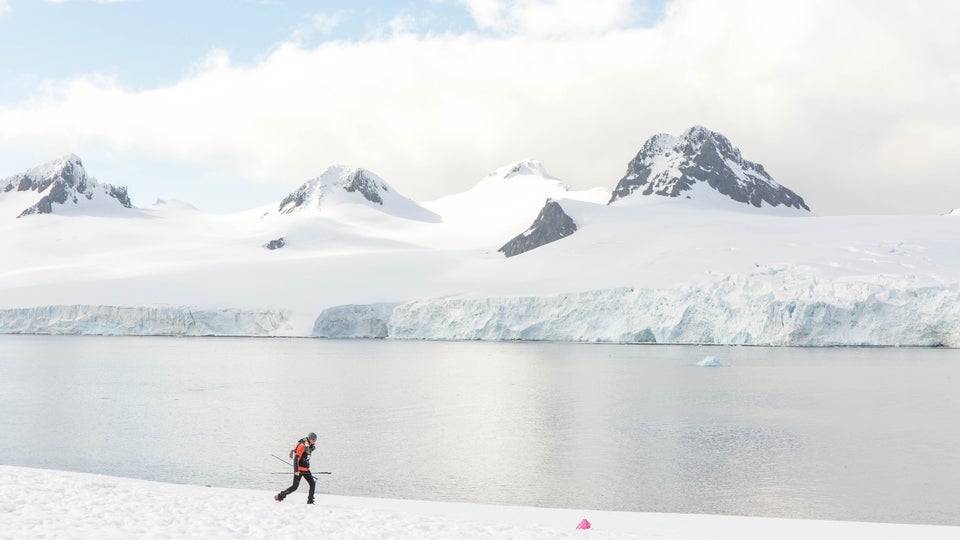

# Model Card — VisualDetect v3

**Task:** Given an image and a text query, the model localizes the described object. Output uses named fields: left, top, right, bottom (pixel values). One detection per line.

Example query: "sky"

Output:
left=0, top=0, right=958, bottom=215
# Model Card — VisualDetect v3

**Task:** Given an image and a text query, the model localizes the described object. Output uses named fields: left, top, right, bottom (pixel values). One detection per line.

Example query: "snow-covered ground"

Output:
left=2, top=466, right=957, bottom=539
left=2, top=156, right=960, bottom=344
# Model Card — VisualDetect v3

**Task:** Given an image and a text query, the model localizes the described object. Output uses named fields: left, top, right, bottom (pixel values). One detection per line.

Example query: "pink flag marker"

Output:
left=576, top=518, right=591, bottom=530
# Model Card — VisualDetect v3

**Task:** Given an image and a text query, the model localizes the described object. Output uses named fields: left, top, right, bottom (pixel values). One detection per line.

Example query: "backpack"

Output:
left=289, top=438, right=306, bottom=459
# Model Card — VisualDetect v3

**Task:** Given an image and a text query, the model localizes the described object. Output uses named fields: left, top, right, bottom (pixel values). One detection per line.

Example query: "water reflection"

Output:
left=1, top=336, right=958, bottom=526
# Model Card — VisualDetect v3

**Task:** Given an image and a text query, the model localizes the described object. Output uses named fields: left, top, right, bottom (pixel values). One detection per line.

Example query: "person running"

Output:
left=275, top=432, right=318, bottom=504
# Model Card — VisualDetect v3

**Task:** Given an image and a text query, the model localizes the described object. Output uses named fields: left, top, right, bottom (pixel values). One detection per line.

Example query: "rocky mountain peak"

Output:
left=1, top=154, right=132, bottom=217
left=276, top=165, right=439, bottom=222
left=278, top=166, right=389, bottom=214
left=498, top=199, right=578, bottom=257
left=608, top=126, right=810, bottom=212
left=503, top=160, right=551, bottom=179
left=483, top=160, right=557, bottom=183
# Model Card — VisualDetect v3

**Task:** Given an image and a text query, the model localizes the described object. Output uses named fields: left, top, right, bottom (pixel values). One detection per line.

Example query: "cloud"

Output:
left=384, top=13, right=420, bottom=36
left=290, top=10, right=348, bottom=44
left=0, top=0, right=9, bottom=16
left=310, top=11, right=345, bottom=35
left=459, top=0, right=637, bottom=36
left=1, top=0, right=959, bottom=215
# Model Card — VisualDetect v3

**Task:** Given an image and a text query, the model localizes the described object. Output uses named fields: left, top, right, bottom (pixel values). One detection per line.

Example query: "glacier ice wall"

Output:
left=315, top=270, right=960, bottom=347
left=6, top=269, right=958, bottom=346
left=312, top=303, right=398, bottom=338
left=0, top=305, right=291, bottom=336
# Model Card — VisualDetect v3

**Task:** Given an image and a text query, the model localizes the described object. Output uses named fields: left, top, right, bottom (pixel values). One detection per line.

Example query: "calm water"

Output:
left=1, top=335, right=958, bottom=526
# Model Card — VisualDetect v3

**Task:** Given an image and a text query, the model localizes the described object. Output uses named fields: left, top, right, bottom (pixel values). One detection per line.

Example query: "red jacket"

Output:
left=293, top=440, right=313, bottom=472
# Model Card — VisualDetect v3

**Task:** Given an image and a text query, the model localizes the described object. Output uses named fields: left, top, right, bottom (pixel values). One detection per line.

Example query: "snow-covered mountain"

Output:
left=426, top=160, right=572, bottom=216
left=426, top=159, right=609, bottom=214
left=495, top=127, right=813, bottom=258
left=608, top=126, right=810, bottom=212
left=2, top=143, right=960, bottom=346
left=421, top=159, right=608, bottom=249
left=496, top=128, right=815, bottom=257
left=272, top=165, right=439, bottom=222
left=0, top=154, right=132, bottom=218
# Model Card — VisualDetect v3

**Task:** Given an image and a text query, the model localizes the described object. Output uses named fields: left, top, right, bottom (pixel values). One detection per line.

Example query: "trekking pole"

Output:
left=271, top=454, right=293, bottom=467
left=269, top=471, right=332, bottom=475
left=271, top=455, right=332, bottom=474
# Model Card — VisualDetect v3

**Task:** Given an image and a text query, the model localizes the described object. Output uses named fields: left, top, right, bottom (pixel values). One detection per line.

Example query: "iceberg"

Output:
left=697, top=356, right=726, bottom=367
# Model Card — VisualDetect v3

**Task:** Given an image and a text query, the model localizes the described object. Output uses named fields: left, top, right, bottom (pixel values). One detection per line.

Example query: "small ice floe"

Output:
left=696, top=356, right=727, bottom=367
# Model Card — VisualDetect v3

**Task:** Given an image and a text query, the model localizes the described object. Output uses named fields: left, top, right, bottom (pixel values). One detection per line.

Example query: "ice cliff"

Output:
left=0, top=305, right=291, bottom=336
left=313, top=269, right=960, bottom=347
left=311, top=303, right=398, bottom=338
left=5, top=272, right=958, bottom=345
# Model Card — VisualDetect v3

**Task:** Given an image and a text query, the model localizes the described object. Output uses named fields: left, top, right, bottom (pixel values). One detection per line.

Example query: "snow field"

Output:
left=2, top=466, right=958, bottom=539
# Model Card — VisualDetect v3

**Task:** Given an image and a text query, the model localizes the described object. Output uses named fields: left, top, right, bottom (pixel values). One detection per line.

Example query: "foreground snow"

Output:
left=2, top=467, right=957, bottom=539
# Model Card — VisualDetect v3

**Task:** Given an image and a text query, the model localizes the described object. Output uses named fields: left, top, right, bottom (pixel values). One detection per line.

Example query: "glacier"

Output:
left=311, top=303, right=398, bottom=338
left=314, top=268, right=960, bottom=347
left=0, top=305, right=291, bottom=337
left=3, top=270, right=958, bottom=346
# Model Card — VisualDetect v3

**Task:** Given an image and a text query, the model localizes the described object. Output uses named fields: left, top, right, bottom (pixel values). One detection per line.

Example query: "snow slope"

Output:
left=2, top=466, right=957, bottom=539
left=420, top=159, right=609, bottom=248
left=316, top=195, right=960, bottom=344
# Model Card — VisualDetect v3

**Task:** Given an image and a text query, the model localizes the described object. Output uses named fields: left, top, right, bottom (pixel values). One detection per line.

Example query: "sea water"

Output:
left=0, top=335, right=957, bottom=526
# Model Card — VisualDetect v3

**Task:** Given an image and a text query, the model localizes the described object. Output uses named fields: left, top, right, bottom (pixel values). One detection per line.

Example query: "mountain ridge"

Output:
left=1, top=129, right=813, bottom=222
left=0, top=154, right=132, bottom=218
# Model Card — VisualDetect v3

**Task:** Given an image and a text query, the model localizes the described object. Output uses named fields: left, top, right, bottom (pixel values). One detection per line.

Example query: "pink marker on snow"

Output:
left=576, top=518, right=591, bottom=530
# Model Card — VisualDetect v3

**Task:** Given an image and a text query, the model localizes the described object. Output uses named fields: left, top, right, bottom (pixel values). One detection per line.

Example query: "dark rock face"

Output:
left=608, top=126, right=810, bottom=211
left=343, top=170, right=385, bottom=205
left=2, top=155, right=133, bottom=217
left=499, top=200, right=577, bottom=258
left=264, top=237, right=286, bottom=250
left=278, top=185, right=310, bottom=214
left=107, top=186, right=132, bottom=208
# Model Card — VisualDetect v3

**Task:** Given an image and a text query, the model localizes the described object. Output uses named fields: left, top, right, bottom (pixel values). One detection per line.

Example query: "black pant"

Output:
left=278, top=471, right=315, bottom=502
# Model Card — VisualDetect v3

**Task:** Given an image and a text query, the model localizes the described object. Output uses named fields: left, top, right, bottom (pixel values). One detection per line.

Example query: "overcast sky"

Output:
left=0, top=0, right=958, bottom=215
